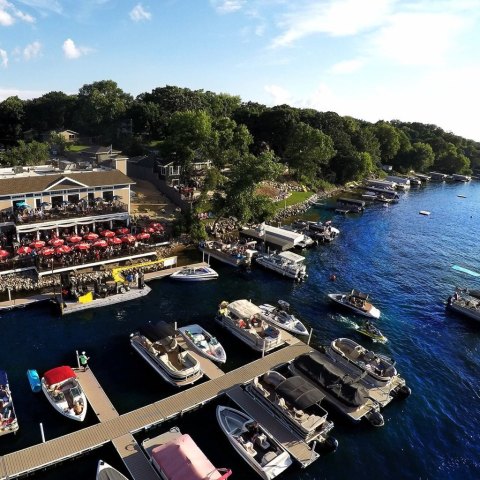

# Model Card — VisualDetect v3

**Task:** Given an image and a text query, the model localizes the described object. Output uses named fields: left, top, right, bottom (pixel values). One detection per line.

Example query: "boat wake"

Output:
left=335, top=314, right=359, bottom=329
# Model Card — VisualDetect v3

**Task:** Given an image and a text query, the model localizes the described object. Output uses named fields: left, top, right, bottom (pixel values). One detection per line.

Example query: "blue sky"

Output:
left=1, top=0, right=479, bottom=141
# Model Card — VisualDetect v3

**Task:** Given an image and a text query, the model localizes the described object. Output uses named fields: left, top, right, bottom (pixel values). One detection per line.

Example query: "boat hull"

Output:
left=178, top=324, right=227, bottom=363
left=328, top=293, right=381, bottom=319
left=259, top=304, right=309, bottom=336
left=41, top=378, right=87, bottom=422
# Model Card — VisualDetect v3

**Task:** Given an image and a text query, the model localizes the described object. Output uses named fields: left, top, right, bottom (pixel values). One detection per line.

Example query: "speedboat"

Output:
left=130, top=321, right=204, bottom=387
left=245, top=370, right=337, bottom=447
left=255, top=251, right=307, bottom=281
left=328, top=290, right=381, bottom=319
left=216, top=406, right=292, bottom=480
left=170, top=265, right=219, bottom=281
left=96, top=460, right=129, bottom=480
left=259, top=300, right=309, bottom=336
left=447, top=289, right=480, bottom=323
left=216, top=299, right=284, bottom=352
left=142, top=427, right=232, bottom=480
left=178, top=324, right=227, bottom=363
left=41, top=366, right=87, bottom=421
left=0, top=370, right=19, bottom=436
left=357, top=321, right=388, bottom=343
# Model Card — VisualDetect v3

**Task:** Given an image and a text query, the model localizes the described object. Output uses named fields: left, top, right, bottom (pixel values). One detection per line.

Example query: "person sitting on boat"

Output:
left=250, top=315, right=261, bottom=327
left=238, top=319, right=247, bottom=328
left=365, top=320, right=376, bottom=333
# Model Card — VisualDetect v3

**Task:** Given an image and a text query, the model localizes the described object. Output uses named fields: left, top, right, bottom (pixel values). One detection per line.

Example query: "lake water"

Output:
left=1, top=181, right=480, bottom=480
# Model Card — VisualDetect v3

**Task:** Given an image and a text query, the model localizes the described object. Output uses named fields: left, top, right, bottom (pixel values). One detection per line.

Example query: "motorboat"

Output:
left=447, top=289, right=480, bottom=323
left=216, top=299, right=284, bottom=352
left=357, top=321, right=388, bottom=343
left=96, top=460, right=129, bottom=480
left=258, top=300, right=309, bottom=336
left=130, top=321, right=204, bottom=387
left=170, top=265, right=219, bottom=281
left=199, top=240, right=257, bottom=267
left=142, top=427, right=232, bottom=480
left=245, top=370, right=337, bottom=447
left=306, top=221, right=340, bottom=242
left=216, top=405, right=292, bottom=480
left=178, top=324, right=227, bottom=363
left=41, top=366, right=87, bottom=421
left=255, top=251, right=307, bottom=281
left=328, top=290, right=381, bottom=319
left=0, top=370, right=19, bottom=436
left=288, top=352, right=385, bottom=427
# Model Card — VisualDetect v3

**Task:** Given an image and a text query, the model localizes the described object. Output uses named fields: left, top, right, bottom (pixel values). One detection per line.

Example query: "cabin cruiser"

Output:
left=130, top=321, right=204, bottom=387
left=41, top=366, right=87, bottom=421
left=178, top=324, right=227, bottom=363
left=256, top=251, right=307, bottom=281
left=170, top=265, right=219, bottom=281
left=328, top=290, right=381, bottom=319
left=216, top=405, right=292, bottom=480
left=216, top=299, right=284, bottom=352
left=142, top=427, right=232, bottom=480
left=259, top=301, right=309, bottom=336
left=96, top=460, right=129, bottom=480
left=245, top=370, right=337, bottom=447
left=0, top=370, right=19, bottom=436
left=447, top=289, right=480, bottom=323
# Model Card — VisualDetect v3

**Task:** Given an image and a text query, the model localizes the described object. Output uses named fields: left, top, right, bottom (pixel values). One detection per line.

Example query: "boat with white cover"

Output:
left=256, top=251, right=307, bottom=281
left=130, top=321, right=203, bottom=387
left=142, top=426, right=232, bottom=480
left=41, top=366, right=87, bottom=421
left=216, top=299, right=284, bottom=352
left=328, top=290, right=381, bottom=319
left=245, top=370, right=337, bottom=446
left=170, top=265, right=219, bottom=281
left=96, top=460, right=128, bottom=480
left=259, top=300, right=309, bottom=336
left=178, top=324, right=227, bottom=363
left=0, top=370, right=19, bottom=436
left=447, top=289, right=480, bottom=323
left=216, top=405, right=292, bottom=480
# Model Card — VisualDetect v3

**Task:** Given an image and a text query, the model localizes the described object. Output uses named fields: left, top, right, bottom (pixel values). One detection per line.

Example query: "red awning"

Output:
left=43, top=366, right=76, bottom=386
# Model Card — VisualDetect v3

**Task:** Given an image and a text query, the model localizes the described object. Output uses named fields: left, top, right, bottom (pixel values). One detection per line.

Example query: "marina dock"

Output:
left=0, top=342, right=312, bottom=479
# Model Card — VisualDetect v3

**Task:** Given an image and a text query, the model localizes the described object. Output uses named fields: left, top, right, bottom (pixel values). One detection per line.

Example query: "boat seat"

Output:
left=253, top=378, right=269, bottom=397
left=293, top=407, right=305, bottom=419
left=261, top=451, right=277, bottom=466
left=244, top=441, right=257, bottom=456
left=278, top=397, right=288, bottom=410
left=255, top=433, right=270, bottom=450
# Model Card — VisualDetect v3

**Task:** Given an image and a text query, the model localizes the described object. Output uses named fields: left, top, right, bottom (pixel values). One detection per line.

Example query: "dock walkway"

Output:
left=0, top=343, right=312, bottom=479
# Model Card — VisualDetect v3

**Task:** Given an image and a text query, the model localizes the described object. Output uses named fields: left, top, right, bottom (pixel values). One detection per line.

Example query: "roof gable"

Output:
left=45, top=176, right=90, bottom=191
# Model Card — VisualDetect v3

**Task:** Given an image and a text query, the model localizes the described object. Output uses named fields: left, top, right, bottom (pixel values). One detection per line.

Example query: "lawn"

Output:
left=68, top=145, right=89, bottom=152
left=274, top=191, right=314, bottom=211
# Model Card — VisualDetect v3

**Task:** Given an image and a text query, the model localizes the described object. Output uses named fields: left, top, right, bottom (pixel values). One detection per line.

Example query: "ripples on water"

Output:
left=1, top=182, right=480, bottom=479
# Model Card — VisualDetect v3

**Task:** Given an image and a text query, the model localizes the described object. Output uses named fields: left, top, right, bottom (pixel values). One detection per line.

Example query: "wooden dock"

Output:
left=0, top=342, right=312, bottom=479
left=0, top=292, right=57, bottom=312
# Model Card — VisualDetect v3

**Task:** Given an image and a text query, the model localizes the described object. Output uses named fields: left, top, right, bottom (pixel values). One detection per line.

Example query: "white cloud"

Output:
left=129, top=3, right=151, bottom=22
left=264, top=84, right=293, bottom=105
left=211, top=0, right=245, bottom=14
left=62, top=38, right=91, bottom=60
left=0, top=86, right=45, bottom=101
left=23, top=40, right=41, bottom=60
left=328, top=58, right=364, bottom=74
left=16, top=0, right=63, bottom=15
left=0, top=0, right=35, bottom=25
left=0, top=48, right=7, bottom=67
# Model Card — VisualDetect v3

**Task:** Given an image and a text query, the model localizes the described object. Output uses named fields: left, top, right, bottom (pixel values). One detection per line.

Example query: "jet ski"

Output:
left=357, top=320, right=388, bottom=343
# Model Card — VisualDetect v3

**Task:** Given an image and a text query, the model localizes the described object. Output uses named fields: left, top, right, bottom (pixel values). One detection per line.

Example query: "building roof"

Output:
left=0, top=170, right=134, bottom=196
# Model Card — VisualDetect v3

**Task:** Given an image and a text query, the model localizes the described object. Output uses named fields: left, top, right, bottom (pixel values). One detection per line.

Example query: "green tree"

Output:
left=374, top=121, right=401, bottom=162
left=434, top=143, right=471, bottom=174
left=409, top=142, right=435, bottom=172
left=0, top=96, right=25, bottom=144
left=2, top=140, right=50, bottom=166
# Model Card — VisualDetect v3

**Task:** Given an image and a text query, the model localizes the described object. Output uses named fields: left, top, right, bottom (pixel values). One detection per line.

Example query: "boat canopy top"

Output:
left=227, top=299, right=262, bottom=318
left=43, top=366, right=76, bottom=386
left=0, top=369, right=8, bottom=386
left=275, top=375, right=325, bottom=409
left=278, top=251, right=306, bottom=264
left=139, top=321, right=175, bottom=341
left=350, top=290, right=369, bottom=300
left=151, top=433, right=231, bottom=480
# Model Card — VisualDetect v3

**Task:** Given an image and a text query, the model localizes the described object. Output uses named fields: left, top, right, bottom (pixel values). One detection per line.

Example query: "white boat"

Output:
left=0, top=370, right=19, bottom=436
left=328, top=290, right=381, bottom=319
left=41, top=366, right=87, bottom=421
left=142, top=427, right=232, bottom=480
left=419, top=210, right=431, bottom=216
left=216, top=406, right=292, bottom=480
left=255, top=251, right=307, bottom=281
left=96, top=460, right=129, bottom=480
left=178, top=324, right=227, bottom=363
left=170, top=265, right=219, bottom=281
left=447, top=289, right=480, bottom=323
left=258, top=301, right=309, bottom=336
left=216, top=299, right=284, bottom=352
left=130, top=321, right=204, bottom=387
left=245, top=370, right=337, bottom=446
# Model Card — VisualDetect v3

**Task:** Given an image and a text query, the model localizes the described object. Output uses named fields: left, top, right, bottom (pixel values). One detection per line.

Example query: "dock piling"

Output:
left=39, top=423, right=45, bottom=443
left=307, top=328, right=313, bottom=346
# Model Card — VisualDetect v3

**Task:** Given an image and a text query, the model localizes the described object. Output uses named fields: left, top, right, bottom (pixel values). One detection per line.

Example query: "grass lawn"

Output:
left=274, top=191, right=314, bottom=211
left=68, top=145, right=89, bottom=152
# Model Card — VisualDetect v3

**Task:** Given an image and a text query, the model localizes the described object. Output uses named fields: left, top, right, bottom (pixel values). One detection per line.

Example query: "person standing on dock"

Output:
left=79, top=351, right=90, bottom=371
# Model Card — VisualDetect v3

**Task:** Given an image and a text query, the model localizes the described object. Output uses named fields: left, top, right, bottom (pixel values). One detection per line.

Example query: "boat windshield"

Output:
left=69, top=386, right=81, bottom=398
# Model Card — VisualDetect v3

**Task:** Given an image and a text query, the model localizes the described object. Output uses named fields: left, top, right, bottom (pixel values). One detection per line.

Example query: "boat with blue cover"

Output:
left=0, top=370, right=19, bottom=436
left=27, top=369, right=41, bottom=392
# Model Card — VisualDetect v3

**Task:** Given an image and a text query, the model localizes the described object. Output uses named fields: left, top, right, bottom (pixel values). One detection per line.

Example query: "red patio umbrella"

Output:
left=56, top=245, right=72, bottom=254
left=116, top=227, right=129, bottom=234
left=67, top=235, right=82, bottom=243
left=17, top=246, right=33, bottom=255
left=40, top=247, right=55, bottom=256
left=0, top=249, right=10, bottom=259
left=93, top=239, right=108, bottom=248
left=100, top=230, right=115, bottom=238
left=136, top=232, right=150, bottom=240
left=108, top=237, right=122, bottom=245
left=144, top=227, right=156, bottom=233
left=49, top=238, right=65, bottom=247
left=30, top=240, right=45, bottom=249
left=76, top=242, right=91, bottom=251
left=84, top=233, right=99, bottom=241
left=121, top=234, right=136, bottom=243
